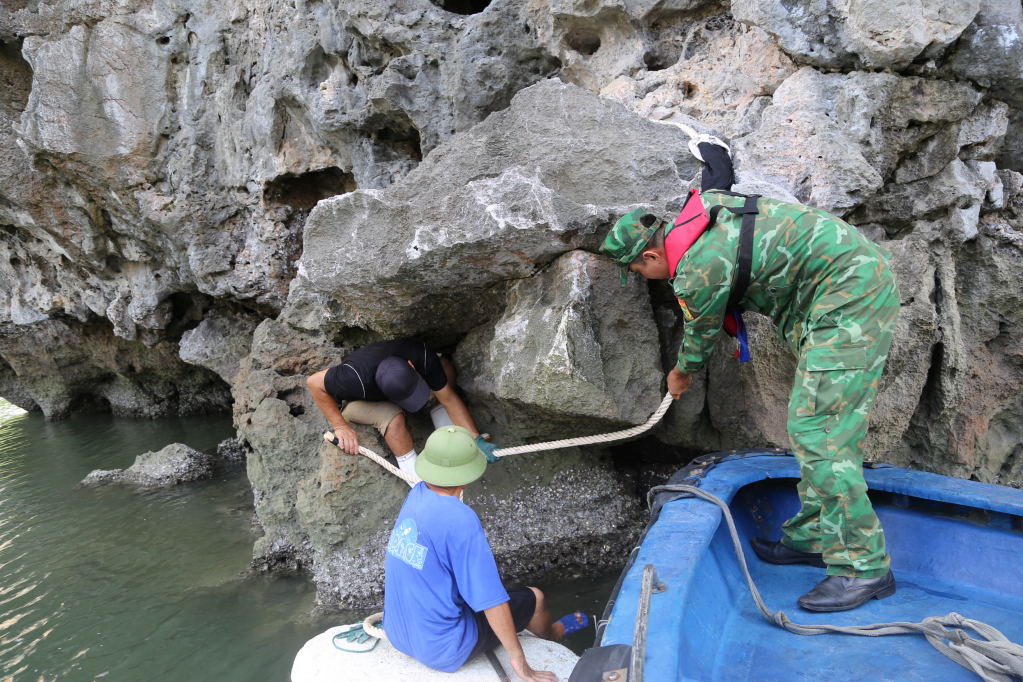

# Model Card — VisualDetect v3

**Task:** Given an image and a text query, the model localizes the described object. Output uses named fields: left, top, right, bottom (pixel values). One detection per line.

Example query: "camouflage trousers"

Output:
left=780, top=275, right=900, bottom=578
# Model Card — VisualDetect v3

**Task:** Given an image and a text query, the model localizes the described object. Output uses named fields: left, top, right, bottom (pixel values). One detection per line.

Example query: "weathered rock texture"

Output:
left=455, top=249, right=663, bottom=443
left=82, top=442, right=214, bottom=486
left=3, top=0, right=1023, bottom=606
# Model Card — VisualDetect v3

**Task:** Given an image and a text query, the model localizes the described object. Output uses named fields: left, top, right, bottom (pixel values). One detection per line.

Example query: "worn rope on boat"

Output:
left=647, top=484, right=1023, bottom=682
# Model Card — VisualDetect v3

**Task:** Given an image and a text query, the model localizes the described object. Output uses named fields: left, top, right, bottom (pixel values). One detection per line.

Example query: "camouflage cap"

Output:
left=599, top=208, right=668, bottom=284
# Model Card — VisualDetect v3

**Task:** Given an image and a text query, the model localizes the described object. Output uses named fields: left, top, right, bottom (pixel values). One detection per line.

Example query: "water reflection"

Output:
left=0, top=402, right=333, bottom=682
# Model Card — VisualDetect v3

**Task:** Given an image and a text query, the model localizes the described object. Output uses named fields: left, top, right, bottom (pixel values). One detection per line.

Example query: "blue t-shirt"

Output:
left=383, top=483, right=509, bottom=672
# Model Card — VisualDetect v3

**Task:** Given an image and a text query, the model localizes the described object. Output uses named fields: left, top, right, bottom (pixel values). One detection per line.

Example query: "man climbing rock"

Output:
left=384, top=426, right=587, bottom=679
left=599, top=141, right=899, bottom=612
left=307, top=339, right=499, bottom=480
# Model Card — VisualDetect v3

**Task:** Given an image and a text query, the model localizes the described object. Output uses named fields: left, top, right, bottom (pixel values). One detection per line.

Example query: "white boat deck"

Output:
left=292, top=627, right=579, bottom=681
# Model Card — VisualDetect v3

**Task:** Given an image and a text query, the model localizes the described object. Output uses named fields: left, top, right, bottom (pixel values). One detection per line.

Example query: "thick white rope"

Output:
left=651, top=484, right=1023, bottom=682
left=322, top=433, right=421, bottom=486
left=491, top=392, right=674, bottom=457
left=362, top=612, right=386, bottom=640
left=324, top=391, right=674, bottom=468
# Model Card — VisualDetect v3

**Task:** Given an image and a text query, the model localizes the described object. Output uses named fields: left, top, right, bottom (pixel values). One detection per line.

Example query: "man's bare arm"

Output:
left=307, top=370, right=360, bottom=454
left=433, top=383, right=481, bottom=438
left=483, top=602, right=558, bottom=682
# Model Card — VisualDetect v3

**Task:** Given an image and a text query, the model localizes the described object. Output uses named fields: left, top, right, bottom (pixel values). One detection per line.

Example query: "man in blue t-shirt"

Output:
left=384, top=426, right=578, bottom=681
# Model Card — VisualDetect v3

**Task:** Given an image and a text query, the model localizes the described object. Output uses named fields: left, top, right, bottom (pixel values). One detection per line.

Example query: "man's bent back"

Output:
left=383, top=481, right=507, bottom=671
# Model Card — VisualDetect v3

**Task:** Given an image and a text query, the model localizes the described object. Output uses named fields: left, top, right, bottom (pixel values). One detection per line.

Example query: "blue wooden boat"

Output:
left=570, top=451, right=1023, bottom=682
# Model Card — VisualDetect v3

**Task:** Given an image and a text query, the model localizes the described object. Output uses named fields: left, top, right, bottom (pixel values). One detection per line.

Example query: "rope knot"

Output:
left=946, top=612, right=966, bottom=627
left=947, top=629, right=970, bottom=645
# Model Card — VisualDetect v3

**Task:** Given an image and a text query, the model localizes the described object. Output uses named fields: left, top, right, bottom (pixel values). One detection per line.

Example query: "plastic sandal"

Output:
left=555, top=611, right=589, bottom=637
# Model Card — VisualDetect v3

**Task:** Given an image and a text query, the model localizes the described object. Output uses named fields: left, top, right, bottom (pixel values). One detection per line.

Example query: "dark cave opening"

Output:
left=564, top=29, right=601, bottom=56
left=374, top=125, right=423, bottom=162
left=0, top=38, right=33, bottom=114
left=264, top=167, right=357, bottom=212
left=643, top=51, right=672, bottom=72
left=429, top=0, right=491, bottom=15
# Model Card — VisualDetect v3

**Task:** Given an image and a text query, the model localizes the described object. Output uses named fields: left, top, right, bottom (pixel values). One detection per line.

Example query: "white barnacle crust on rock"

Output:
left=1, top=0, right=1022, bottom=607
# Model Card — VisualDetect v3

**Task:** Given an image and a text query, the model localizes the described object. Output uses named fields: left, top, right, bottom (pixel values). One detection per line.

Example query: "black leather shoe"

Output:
left=750, top=537, right=827, bottom=568
left=797, top=571, right=897, bottom=612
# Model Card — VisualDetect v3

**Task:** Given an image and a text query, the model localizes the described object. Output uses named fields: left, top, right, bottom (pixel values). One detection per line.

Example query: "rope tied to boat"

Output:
left=648, top=484, right=1023, bottom=682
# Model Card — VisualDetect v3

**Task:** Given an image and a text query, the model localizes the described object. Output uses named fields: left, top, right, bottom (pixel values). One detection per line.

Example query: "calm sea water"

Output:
left=0, top=401, right=617, bottom=682
left=0, top=401, right=335, bottom=682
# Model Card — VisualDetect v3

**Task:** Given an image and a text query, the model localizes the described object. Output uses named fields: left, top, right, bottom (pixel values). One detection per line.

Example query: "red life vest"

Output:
left=664, top=189, right=710, bottom=276
left=665, top=188, right=756, bottom=361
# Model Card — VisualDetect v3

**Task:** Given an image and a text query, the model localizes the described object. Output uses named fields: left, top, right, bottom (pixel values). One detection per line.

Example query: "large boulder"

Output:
left=178, top=310, right=260, bottom=384
left=299, top=78, right=701, bottom=339
left=455, top=250, right=663, bottom=443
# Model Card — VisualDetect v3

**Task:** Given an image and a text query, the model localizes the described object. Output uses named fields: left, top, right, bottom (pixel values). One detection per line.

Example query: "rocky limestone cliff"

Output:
left=2, top=0, right=1021, bottom=607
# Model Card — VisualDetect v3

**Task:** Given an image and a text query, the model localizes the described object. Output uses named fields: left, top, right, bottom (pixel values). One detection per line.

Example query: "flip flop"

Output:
left=332, top=622, right=379, bottom=653
left=555, top=611, right=589, bottom=637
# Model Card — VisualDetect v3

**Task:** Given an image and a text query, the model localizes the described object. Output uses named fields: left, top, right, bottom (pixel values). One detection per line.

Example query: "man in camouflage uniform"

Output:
left=600, top=190, right=899, bottom=612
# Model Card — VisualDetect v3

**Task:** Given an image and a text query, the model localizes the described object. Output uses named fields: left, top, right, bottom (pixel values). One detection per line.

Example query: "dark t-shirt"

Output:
left=323, top=339, right=448, bottom=403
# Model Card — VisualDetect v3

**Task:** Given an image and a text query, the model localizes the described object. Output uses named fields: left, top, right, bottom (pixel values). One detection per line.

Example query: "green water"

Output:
left=0, top=400, right=620, bottom=682
left=0, top=402, right=334, bottom=682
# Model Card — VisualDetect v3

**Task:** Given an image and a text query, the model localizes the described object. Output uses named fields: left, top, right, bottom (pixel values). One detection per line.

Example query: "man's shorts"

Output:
left=340, top=400, right=402, bottom=436
left=467, top=587, right=537, bottom=660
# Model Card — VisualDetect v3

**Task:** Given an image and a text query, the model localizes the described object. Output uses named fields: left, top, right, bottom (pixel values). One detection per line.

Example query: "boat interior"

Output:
left=602, top=455, right=1023, bottom=682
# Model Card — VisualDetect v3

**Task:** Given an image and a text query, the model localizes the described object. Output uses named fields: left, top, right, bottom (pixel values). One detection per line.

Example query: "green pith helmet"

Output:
left=599, top=208, right=668, bottom=283
left=415, top=425, right=487, bottom=487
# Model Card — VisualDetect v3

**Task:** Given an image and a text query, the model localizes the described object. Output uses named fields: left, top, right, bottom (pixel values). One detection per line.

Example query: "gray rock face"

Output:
left=949, top=0, right=1023, bottom=104
left=179, top=311, right=259, bottom=384
left=301, top=78, right=700, bottom=339
left=82, top=443, right=214, bottom=486
left=0, top=318, right=231, bottom=420
left=733, top=0, right=980, bottom=69
left=455, top=250, right=663, bottom=442
left=731, top=67, right=982, bottom=215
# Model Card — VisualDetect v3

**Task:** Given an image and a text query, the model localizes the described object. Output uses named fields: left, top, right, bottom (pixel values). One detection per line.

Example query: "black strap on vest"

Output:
left=705, top=194, right=760, bottom=309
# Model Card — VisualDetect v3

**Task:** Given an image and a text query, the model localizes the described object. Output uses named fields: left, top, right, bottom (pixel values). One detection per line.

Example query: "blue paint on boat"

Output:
left=599, top=453, right=1023, bottom=681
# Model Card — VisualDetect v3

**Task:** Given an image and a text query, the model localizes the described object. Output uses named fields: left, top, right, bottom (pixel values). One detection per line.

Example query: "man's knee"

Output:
left=384, top=411, right=406, bottom=437
left=527, top=586, right=546, bottom=614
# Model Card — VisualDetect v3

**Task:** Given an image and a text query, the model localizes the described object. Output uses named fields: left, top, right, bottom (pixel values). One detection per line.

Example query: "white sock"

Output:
left=396, top=448, right=418, bottom=487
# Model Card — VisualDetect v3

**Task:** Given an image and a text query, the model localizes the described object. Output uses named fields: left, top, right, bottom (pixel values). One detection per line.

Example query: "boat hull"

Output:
left=600, top=453, right=1023, bottom=682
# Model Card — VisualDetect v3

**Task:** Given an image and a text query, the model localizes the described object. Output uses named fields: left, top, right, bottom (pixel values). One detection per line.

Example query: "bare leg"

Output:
left=526, top=587, right=585, bottom=641
left=525, top=587, right=557, bottom=640
left=383, top=412, right=414, bottom=455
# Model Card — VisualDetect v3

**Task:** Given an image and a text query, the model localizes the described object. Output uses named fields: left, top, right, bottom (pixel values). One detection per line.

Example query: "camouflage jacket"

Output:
left=671, top=190, right=894, bottom=372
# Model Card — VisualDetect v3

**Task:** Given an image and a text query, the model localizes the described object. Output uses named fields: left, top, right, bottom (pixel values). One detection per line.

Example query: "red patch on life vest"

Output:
left=677, top=298, right=695, bottom=322
left=665, top=189, right=712, bottom=275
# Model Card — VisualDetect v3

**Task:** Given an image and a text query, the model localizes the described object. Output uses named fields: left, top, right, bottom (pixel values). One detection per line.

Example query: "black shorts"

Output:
left=467, top=587, right=537, bottom=660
